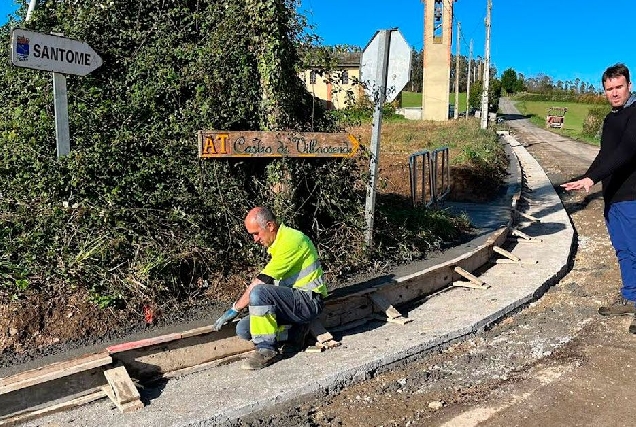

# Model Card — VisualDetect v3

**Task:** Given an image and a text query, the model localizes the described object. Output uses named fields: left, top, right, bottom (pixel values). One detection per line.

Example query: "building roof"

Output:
left=337, top=52, right=361, bottom=68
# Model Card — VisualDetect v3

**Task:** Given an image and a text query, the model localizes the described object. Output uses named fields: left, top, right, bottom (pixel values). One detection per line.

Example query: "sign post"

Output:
left=52, top=73, right=70, bottom=157
left=10, top=29, right=103, bottom=157
left=359, top=29, right=412, bottom=247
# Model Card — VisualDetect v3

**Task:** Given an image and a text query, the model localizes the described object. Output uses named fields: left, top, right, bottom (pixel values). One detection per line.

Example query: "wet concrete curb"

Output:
left=22, top=133, right=575, bottom=427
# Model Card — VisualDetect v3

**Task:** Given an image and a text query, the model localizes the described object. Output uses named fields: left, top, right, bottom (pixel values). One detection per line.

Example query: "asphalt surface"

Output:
left=19, top=126, right=575, bottom=426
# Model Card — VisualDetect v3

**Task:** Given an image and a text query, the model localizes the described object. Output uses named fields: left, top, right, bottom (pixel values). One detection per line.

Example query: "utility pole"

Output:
left=466, top=39, right=473, bottom=118
left=480, top=0, right=492, bottom=129
left=453, top=21, right=460, bottom=120
left=26, top=0, right=37, bottom=21
left=476, top=58, right=480, bottom=82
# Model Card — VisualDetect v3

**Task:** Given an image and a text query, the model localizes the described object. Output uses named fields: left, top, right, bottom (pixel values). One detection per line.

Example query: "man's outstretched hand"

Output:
left=561, top=177, right=594, bottom=193
left=212, top=307, right=239, bottom=331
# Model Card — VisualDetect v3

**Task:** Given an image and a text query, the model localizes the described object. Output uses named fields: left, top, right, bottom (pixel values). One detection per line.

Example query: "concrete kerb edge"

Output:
left=207, top=327, right=486, bottom=426
left=210, top=134, right=574, bottom=426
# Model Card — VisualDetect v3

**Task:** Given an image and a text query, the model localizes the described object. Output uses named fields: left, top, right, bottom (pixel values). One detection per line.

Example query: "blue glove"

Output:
left=212, top=306, right=239, bottom=331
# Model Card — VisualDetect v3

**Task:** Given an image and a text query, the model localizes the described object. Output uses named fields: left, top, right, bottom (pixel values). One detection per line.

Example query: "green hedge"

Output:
left=0, top=1, right=466, bottom=309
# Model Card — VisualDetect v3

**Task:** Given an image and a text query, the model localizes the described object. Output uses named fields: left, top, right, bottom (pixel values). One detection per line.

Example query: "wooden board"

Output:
left=0, top=352, right=112, bottom=395
left=493, top=245, right=521, bottom=262
left=113, top=333, right=253, bottom=382
left=454, top=266, right=486, bottom=287
left=198, top=130, right=360, bottom=158
left=103, top=366, right=143, bottom=413
left=309, top=318, right=334, bottom=344
left=106, top=333, right=182, bottom=354
left=369, top=293, right=403, bottom=319
left=0, top=367, right=109, bottom=418
left=0, top=389, right=106, bottom=426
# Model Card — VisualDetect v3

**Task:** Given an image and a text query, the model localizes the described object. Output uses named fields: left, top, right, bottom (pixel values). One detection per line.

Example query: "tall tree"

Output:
left=500, top=68, right=518, bottom=94
left=410, top=48, right=423, bottom=92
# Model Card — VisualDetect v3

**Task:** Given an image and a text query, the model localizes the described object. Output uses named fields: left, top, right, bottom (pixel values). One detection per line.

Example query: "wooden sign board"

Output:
left=198, top=131, right=360, bottom=158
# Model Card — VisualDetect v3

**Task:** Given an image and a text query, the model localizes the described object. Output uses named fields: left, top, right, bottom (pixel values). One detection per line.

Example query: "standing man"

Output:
left=212, top=206, right=328, bottom=370
left=561, top=63, right=636, bottom=333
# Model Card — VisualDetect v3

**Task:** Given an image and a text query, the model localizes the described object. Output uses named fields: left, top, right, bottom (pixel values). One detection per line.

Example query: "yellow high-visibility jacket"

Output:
left=261, top=224, right=328, bottom=297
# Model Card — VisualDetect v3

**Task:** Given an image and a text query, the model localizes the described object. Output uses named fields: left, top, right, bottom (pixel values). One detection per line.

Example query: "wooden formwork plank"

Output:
left=0, top=388, right=107, bottom=426
left=454, top=266, right=487, bottom=287
left=451, top=280, right=490, bottom=290
left=103, top=366, right=143, bottom=413
left=321, top=294, right=373, bottom=329
left=506, top=237, right=542, bottom=244
left=369, top=293, right=403, bottom=319
left=181, top=325, right=216, bottom=339
left=492, top=258, right=538, bottom=265
left=513, top=209, right=540, bottom=222
left=0, top=352, right=112, bottom=395
left=309, top=318, right=334, bottom=344
left=493, top=245, right=521, bottom=262
left=511, top=228, right=538, bottom=241
left=113, top=333, right=252, bottom=382
left=106, top=333, right=182, bottom=354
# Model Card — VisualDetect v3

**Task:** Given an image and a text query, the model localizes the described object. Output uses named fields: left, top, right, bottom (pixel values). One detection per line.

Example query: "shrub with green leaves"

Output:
left=0, top=1, right=353, bottom=304
left=0, top=1, right=470, bottom=312
left=582, top=106, right=611, bottom=138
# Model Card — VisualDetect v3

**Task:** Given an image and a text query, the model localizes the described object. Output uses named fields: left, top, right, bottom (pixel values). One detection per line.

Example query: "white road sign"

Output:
left=360, top=29, right=412, bottom=103
left=11, top=29, right=103, bottom=76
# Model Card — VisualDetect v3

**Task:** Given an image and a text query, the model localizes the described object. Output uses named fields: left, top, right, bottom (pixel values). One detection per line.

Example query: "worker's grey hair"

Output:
left=602, top=63, right=630, bottom=86
left=253, top=207, right=277, bottom=228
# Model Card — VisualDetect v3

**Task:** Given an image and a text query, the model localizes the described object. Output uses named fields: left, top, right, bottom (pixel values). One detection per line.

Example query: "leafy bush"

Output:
left=0, top=1, right=472, bottom=313
left=514, top=92, right=606, bottom=105
left=329, top=102, right=406, bottom=127
left=582, top=106, right=610, bottom=138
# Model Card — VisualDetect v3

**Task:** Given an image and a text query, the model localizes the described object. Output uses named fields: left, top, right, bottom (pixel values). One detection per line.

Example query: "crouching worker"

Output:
left=211, top=206, right=328, bottom=370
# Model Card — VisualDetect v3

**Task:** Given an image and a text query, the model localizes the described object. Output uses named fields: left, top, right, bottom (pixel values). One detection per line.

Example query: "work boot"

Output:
left=279, top=323, right=310, bottom=355
left=241, top=348, right=278, bottom=370
left=630, top=317, right=636, bottom=335
left=598, top=296, right=636, bottom=317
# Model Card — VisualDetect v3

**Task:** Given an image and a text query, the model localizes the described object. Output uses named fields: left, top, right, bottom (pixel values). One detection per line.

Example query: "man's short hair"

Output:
left=602, top=63, right=631, bottom=86
left=253, top=207, right=277, bottom=228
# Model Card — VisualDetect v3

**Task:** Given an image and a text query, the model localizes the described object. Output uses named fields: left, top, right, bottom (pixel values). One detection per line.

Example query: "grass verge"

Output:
left=510, top=98, right=604, bottom=145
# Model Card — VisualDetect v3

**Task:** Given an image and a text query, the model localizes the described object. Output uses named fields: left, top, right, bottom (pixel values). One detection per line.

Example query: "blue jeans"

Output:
left=606, top=201, right=636, bottom=301
left=236, top=284, right=324, bottom=351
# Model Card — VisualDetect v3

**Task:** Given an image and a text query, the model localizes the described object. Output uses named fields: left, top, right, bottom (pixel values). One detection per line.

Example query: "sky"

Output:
left=0, top=1, right=18, bottom=23
left=299, top=0, right=636, bottom=89
left=3, top=0, right=635, bottom=89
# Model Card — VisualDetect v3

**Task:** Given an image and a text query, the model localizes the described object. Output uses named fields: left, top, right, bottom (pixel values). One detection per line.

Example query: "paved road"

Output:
left=499, top=98, right=599, bottom=164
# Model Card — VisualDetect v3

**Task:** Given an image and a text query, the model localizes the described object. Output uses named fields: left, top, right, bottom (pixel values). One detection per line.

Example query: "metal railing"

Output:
left=408, top=147, right=450, bottom=207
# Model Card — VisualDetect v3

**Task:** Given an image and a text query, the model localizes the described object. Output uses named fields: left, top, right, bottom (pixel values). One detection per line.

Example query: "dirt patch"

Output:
left=1, top=290, right=134, bottom=367
left=378, top=153, right=502, bottom=202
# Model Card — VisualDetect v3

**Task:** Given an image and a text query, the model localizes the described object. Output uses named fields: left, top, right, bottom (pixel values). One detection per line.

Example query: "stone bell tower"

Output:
left=422, top=0, right=456, bottom=121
